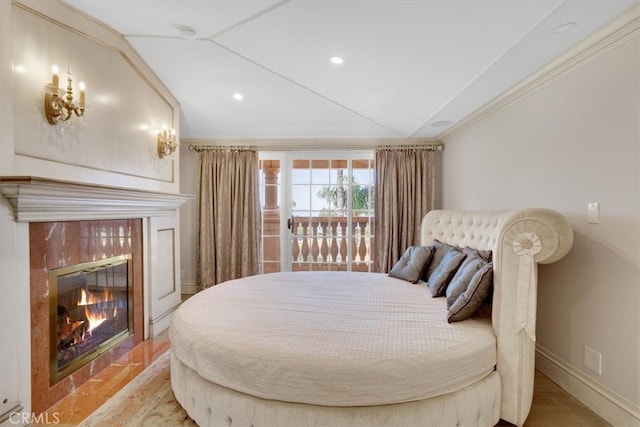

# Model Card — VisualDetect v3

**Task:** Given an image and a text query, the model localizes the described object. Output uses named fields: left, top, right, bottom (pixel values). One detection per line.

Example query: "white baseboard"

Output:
left=181, top=280, right=197, bottom=295
left=149, top=302, right=180, bottom=337
left=536, top=345, right=640, bottom=426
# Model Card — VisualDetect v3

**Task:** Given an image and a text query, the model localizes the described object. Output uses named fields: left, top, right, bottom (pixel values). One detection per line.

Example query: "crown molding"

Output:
left=0, top=176, right=193, bottom=222
left=440, top=9, right=640, bottom=141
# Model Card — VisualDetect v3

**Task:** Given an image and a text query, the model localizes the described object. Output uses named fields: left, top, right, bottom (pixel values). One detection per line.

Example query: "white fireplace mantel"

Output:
left=0, top=176, right=191, bottom=418
left=0, top=176, right=193, bottom=222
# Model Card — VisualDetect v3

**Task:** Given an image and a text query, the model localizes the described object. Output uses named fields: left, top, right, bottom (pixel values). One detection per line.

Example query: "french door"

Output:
left=259, top=152, right=375, bottom=273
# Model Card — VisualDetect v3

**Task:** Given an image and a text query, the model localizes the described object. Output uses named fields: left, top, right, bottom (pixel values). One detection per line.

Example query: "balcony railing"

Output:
left=289, top=216, right=374, bottom=272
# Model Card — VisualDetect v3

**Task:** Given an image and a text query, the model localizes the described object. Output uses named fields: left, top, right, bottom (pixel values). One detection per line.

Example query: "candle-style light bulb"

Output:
left=51, top=64, right=59, bottom=87
left=78, top=81, right=86, bottom=108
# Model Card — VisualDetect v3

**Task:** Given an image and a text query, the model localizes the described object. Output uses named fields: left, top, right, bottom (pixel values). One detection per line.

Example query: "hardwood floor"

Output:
left=40, top=330, right=608, bottom=427
left=497, top=371, right=609, bottom=426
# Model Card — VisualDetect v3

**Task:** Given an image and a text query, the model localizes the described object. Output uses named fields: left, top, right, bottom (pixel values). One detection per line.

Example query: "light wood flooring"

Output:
left=497, top=371, right=609, bottom=426
left=40, top=330, right=608, bottom=426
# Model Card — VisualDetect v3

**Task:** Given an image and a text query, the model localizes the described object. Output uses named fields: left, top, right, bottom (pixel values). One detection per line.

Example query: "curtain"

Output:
left=374, top=147, right=437, bottom=272
left=196, top=147, right=261, bottom=290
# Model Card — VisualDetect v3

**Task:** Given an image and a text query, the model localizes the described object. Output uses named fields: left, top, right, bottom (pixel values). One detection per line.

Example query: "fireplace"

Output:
left=50, top=255, right=133, bottom=384
left=0, top=176, right=189, bottom=417
left=29, top=219, right=144, bottom=414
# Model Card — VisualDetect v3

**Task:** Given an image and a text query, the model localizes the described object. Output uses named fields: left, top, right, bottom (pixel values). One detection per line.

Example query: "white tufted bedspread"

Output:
left=170, top=272, right=496, bottom=407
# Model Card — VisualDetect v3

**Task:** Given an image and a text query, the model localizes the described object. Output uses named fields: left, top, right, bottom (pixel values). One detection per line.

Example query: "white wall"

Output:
left=441, top=16, right=640, bottom=423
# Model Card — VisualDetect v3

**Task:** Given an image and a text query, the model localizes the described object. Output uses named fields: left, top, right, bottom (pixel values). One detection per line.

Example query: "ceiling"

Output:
left=64, top=0, right=637, bottom=140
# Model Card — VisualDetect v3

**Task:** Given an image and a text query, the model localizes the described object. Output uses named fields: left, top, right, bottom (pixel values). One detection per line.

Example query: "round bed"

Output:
left=170, top=209, right=573, bottom=427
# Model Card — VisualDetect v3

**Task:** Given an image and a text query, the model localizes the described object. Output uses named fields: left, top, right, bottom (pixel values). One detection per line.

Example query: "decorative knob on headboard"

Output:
left=512, top=232, right=542, bottom=257
left=503, top=209, right=573, bottom=264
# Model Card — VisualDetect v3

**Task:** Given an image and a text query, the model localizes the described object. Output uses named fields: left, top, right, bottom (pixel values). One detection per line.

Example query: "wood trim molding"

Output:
left=0, top=176, right=192, bottom=222
left=536, top=344, right=640, bottom=426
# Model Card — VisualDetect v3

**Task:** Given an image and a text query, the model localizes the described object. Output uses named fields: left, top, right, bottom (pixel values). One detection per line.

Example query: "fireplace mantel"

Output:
left=0, top=177, right=192, bottom=222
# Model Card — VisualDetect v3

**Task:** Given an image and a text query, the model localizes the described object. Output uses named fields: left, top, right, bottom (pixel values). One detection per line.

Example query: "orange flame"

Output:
left=84, top=306, right=107, bottom=333
left=78, top=288, right=113, bottom=306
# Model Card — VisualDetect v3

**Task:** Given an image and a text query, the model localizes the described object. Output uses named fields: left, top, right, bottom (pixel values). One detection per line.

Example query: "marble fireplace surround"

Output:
left=30, top=218, right=143, bottom=413
left=0, top=177, right=191, bottom=414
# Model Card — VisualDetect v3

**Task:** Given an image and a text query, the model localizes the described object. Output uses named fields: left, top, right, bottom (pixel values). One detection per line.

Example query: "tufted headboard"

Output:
left=420, top=209, right=573, bottom=426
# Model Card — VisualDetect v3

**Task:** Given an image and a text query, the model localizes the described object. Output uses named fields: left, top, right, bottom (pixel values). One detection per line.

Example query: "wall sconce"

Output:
left=157, top=127, right=178, bottom=158
left=44, top=65, right=86, bottom=125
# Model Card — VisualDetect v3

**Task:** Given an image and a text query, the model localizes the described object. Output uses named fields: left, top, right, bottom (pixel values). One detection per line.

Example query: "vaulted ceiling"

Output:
left=64, top=0, right=637, bottom=140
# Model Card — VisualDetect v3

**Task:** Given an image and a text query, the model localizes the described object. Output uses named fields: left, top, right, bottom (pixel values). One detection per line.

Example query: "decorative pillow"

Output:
left=463, top=246, right=492, bottom=262
left=447, top=262, right=494, bottom=323
left=426, top=248, right=466, bottom=297
left=388, top=246, right=434, bottom=284
left=446, top=255, right=487, bottom=308
left=424, top=240, right=458, bottom=281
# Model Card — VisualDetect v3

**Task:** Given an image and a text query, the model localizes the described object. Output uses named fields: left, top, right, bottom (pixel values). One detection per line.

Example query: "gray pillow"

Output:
left=388, top=246, right=434, bottom=284
left=426, top=248, right=466, bottom=297
left=447, top=262, right=494, bottom=323
left=463, top=246, right=492, bottom=262
left=424, top=240, right=458, bottom=281
left=446, top=255, right=487, bottom=308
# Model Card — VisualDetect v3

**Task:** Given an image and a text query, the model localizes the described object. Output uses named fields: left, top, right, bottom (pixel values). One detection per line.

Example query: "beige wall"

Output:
left=3, top=0, right=180, bottom=192
left=0, top=0, right=182, bottom=419
left=441, top=21, right=640, bottom=416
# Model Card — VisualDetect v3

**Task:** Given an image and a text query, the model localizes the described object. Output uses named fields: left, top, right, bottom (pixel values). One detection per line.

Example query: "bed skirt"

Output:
left=170, top=351, right=502, bottom=427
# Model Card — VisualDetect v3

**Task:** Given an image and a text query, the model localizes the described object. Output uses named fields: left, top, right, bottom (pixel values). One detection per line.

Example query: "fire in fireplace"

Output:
left=49, top=255, right=133, bottom=384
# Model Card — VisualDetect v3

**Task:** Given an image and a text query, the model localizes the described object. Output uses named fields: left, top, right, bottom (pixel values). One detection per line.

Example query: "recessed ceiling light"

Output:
left=233, top=93, right=244, bottom=101
left=179, top=27, right=198, bottom=39
left=431, top=120, right=452, bottom=128
left=553, top=22, right=577, bottom=34
left=330, top=56, right=344, bottom=65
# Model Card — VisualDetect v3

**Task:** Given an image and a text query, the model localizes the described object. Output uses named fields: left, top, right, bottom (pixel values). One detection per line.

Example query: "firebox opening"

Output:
left=49, top=254, right=133, bottom=385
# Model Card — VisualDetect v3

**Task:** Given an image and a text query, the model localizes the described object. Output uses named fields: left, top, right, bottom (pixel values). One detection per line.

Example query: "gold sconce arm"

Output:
left=44, top=66, right=85, bottom=126
left=157, top=128, right=178, bottom=158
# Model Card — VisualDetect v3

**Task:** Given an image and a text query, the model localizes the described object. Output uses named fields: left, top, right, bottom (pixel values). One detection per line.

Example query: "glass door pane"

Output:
left=289, top=156, right=374, bottom=272
left=350, top=159, right=375, bottom=272
left=259, top=153, right=374, bottom=273
left=258, top=158, right=282, bottom=274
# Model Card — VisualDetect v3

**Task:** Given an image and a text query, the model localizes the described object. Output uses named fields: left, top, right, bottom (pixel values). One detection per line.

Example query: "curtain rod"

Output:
left=188, top=145, right=258, bottom=153
left=188, top=142, right=443, bottom=152
left=376, top=144, right=443, bottom=152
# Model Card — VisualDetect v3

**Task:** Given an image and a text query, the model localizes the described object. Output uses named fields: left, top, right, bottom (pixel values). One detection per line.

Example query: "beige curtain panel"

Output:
left=196, top=147, right=262, bottom=290
left=374, top=146, right=437, bottom=273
